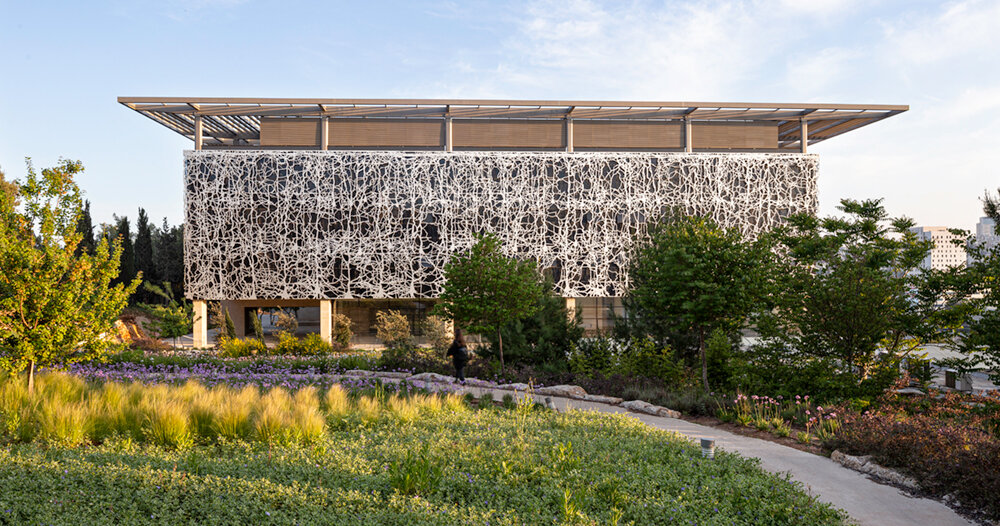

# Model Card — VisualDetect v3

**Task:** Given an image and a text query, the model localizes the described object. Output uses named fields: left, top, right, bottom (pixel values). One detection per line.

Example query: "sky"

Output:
left=1, top=0, right=998, bottom=232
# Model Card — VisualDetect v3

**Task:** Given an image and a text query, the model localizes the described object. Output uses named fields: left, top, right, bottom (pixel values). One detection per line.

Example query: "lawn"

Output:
left=0, top=373, right=849, bottom=525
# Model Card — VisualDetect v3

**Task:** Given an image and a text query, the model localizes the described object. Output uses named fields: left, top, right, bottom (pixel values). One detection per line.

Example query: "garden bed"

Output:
left=0, top=372, right=850, bottom=525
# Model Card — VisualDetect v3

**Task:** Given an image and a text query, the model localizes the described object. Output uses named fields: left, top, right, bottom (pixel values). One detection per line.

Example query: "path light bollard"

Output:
left=701, top=438, right=715, bottom=459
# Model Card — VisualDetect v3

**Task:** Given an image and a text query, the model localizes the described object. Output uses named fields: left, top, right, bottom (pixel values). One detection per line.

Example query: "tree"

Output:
left=75, top=200, right=95, bottom=256
left=761, top=199, right=963, bottom=387
left=138, top=281, right=192, bottom=347
left=154, top=218, right=184, bottom=299
left=113, top=215, right=137, bottom=294
left=625, top=214, right=771, bottom=391
left=486, top=279, right=584, bottom=367
left=949, top=189, right=1000, bottom=384
left=435, top=233, right=545, bottom=371
left=134, top=208, right=156, bottom=302
left=0, top=159, right=139, bottom=392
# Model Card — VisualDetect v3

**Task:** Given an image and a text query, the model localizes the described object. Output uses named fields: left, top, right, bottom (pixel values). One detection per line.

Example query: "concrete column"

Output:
left=566, top=117, right=574, bottom=152
left=319, top=300, right=333, bottom=344
left=192, top=300, right=208, bottom=348
left=194, top=115, right=204, bottom=151
left=445, top=116, right=453, bottom=152
left=565, top=297, right=577, bottom=322
left=800, top=118, right=808, bottom=153
left=320, top=115, right=329, bottom=150
left=684, top=117, right=693, bottom=152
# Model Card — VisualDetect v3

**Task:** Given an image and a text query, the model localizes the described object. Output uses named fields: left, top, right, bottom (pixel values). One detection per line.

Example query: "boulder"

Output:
left=830, top=450, right=920, bottom=491
left=376, top=371, right=410, bottom=379
left=581, top=394, right=624, bottom=405
left=461, top=378, right=495, bottom=388
left=535, top=385, right=588, bottom=398
left=620, top=400, right=681, bottom=419
left=497, top=383, right=530, bottom=391
left=407, top=372, right=456, bottom=383
left=343, top=369, right=374, bottom=377
left=893, top=387, right=926, bottom=396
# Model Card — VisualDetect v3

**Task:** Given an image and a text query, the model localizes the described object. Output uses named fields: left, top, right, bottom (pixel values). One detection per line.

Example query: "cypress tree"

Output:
left=75, top=200, right=96, bottom=256
left=134, top=208, right=156, bottom=302
left=113, top=216, right=137, bottom=294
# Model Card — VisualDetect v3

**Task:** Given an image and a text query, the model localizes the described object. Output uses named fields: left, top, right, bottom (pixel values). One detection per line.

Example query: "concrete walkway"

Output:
left=458, top=384, right=976, bottom=526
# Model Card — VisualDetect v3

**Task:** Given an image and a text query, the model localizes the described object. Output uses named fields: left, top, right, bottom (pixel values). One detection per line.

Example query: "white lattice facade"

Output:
left=184, top=150, right=818, bottom=301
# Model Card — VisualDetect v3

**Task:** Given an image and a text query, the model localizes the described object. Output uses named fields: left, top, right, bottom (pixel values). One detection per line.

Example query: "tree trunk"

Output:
left=498, top=329, right=505, bottom=373
left=699, top=327, right=710, bottom=392
left=27, top=360, right=35, bottom=394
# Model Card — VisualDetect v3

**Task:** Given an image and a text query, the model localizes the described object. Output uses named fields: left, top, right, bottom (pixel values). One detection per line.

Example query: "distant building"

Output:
left=910, top=226, right=966, bottom=270
left=968, top=216, right=999, bottom=264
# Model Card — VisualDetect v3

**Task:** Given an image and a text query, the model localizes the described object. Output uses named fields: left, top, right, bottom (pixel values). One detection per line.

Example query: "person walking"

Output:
left=446, top=329, right=470, bottom=383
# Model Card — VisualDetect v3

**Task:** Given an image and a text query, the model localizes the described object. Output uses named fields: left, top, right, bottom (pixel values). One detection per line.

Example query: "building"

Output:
left=969, top=216, right=999, bottom=265
left=910, top=226, right=967, bottom=270
left=120, top=97, right=906, bottom=346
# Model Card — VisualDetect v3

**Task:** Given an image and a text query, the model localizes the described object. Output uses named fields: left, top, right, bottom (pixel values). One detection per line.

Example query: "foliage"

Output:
left=830, top=397, right=1000, bottom=521
left=567, top=336, right=686, bottom=386
left=0, top=160, right=139, bottom=391
left=274, top=333, right=332, bottom=356
left=272, top=308, right=298, bottom=334
left=482, top=280, right=584, bottom=367
left=421, top=315, right=452, bottom=354
left=331, top=313, right=353, bottom=349
left=625, top=214, right=771, bottom=390
left=137, top=281, right=192, bottom=347
left=374, top=310, right=411, bottom=348
left=74, top=200, right=95, bottom=256
left=133, top=208, right=156, bottom=303
left=0, top=378, right=850, bottom=526
left=250, top=309, right=264, bottom=341
left=218, top=338, right=268, bottom=358
left=110, top=215, right=137, bottom=296
left=223, top=308, right=237, bottom=340
left=758, top=199, right=963, bottom=391
left=435, top=233, right=545, bottom=371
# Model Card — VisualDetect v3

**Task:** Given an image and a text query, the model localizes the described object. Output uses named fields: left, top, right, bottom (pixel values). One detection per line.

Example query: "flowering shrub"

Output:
left=217, top=337, right=267, bottom=358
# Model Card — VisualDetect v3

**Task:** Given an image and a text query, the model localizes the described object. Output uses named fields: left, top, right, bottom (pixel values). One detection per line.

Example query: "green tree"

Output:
left=138, top=281, right=192, bottom=347
left=435, top=233, right=544, bottom=371
left=134, top=208, right=156, bottom=302
left=486, top=279, right=584, bottom=367
left=626, top=214, right=771, bottom=391
left=948, top=189, right=1000, bottom=383
left=75, top=200, right=95, bottom=256
left=0, top=160, right=139, bottom=392
left=154, top=218, right=184, bottom=299
left=761, top=198, right=964, bottom=387
left=113, top=215, right=137, bottom=294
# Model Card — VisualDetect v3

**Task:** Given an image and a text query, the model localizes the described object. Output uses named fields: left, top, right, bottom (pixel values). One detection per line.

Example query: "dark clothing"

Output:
left=447, top=341, right=469, bottom=381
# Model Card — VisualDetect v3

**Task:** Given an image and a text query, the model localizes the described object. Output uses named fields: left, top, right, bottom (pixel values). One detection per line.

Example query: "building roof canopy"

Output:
left=119, top=97, right=907, bottom=151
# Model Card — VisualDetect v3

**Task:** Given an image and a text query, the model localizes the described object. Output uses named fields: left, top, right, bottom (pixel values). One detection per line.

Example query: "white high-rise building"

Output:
left=910, top=226, right=966, bottom=271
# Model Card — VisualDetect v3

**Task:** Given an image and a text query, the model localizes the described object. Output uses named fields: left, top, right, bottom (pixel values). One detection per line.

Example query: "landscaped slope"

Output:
left=0, top=377, right=848, bottom=525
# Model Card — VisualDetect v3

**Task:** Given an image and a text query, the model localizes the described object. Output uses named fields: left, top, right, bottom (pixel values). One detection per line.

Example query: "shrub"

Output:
left=375, top=310, right=411, bottom=348
left=422, top=315, right=452, bottom=353
left=250, top=309, right=265, bottom=341
left=272, top=308, right=298, bottom=333
left=481, top=283, right=584, bottom=367
left=275, top=332, right=332, bottom=356
left=218, top=337, right=268, bottom=358
left=830, top=409, right=1000, bottom=520
left=331, top=313, right=353, bottom=349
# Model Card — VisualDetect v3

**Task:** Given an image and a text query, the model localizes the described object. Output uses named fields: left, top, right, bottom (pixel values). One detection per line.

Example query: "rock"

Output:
left=535, top=385, right=588, bottom=398
left=620, top=400, right=681, bottom=418
left=375, top=371, right=410, bottom=379
left=580, top=394, right=624, bottom=405
left=497, top=383, right=530, bottom=391
left=893, top=387, right=926, bottom=396
left=406, top=372, right=456, bottom=383
left=461, top=378, right=495, bottom=388
left=343, top=369, right=374, bottom=377
left=830, top=450, right=920, bottom=491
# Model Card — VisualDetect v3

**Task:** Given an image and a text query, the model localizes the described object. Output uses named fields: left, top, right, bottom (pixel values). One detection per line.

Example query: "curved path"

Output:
left=451, top=383, right=974, bottom=526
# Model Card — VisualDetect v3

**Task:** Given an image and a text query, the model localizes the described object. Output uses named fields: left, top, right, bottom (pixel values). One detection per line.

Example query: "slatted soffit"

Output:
left=118, top=97, right=907, bottom=152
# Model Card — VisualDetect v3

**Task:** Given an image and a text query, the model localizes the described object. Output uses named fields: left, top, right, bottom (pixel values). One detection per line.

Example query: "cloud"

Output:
left=883, top=0, right=1000, bottom=65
